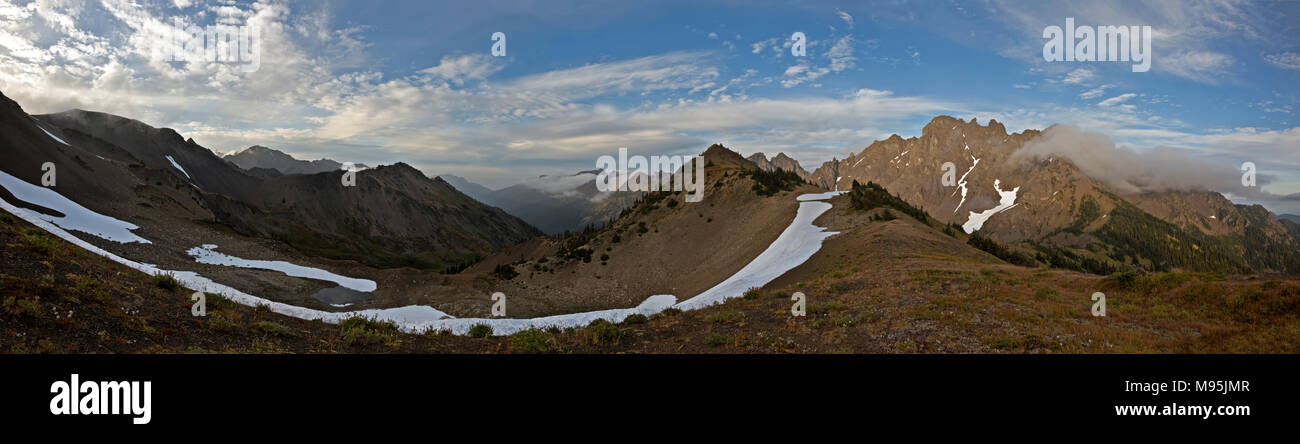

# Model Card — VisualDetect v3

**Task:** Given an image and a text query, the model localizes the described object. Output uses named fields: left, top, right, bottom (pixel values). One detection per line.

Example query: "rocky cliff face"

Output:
left=747, top=152, right=813, bottom=182
left=803, top=115, right=1300, bottom=273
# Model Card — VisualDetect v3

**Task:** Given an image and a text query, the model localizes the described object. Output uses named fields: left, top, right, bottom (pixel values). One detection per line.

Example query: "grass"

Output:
left=622, top=313, right=648, bottom=324
left=1034, top=286, right=1058, bottom=300
left=583, top=319, right=622, bottom=344
left=509, top=328, right=557, bottom=353
left=651, top=307, right=682, bottom=320
left=467, top=323, right=493, bottom=338
left=705, top=333, right=728, bottom=347
left=340, top=316, right=400, bottom=346
left=151, top=273, right=181, bottom=291
left=709, top=311, right=739, bottom=323
left=208, top=311, right=240, bottom=332
left=2, top=294, right=41, bottom=318
left=20, top=228, right=58, bottom=256
left=253, top=321, right=299, bottom=337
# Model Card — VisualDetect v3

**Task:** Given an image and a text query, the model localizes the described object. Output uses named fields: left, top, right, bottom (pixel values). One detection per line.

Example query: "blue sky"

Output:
left=1, top=0, right=1298, bottom=212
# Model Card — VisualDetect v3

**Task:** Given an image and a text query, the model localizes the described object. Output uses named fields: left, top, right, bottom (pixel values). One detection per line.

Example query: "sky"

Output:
left=1, top=0, right=1298, bottom=212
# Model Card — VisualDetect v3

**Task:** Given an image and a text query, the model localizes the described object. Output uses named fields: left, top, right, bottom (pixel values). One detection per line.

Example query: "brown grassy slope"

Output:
left=3, top=190, right=1297, bottom=354
left=751, top=193, right=1300, bottom=353
left=460, top=157, right=818, bottom=317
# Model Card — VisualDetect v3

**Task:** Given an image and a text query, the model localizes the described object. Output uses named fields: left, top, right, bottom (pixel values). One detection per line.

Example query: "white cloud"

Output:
left=1159, top=51, right=1235, bottom=83
left=988, top=0, right=1276, bottom=84
left=827, top=35, right=855, bottom=71
left=1098, top=93, right=1136, bottom=107
left=1079, top=84, right=1113, bottom=99
left=1062, top=68, right=1094, bottom=85
left=418, top=54, right=503, bottom=86
left=1264, top=52, right=1300, bottom=70
left=836, top=9, right=854, bottom=28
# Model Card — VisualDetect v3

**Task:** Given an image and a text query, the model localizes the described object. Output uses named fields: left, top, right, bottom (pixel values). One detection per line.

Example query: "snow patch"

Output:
left=0, top=192, right=675, bottom=336
left=952, top=157, right=980, bottom=213
left=165, top=155, right=192, bottom=180
left=186, top=244, right=378, bottom=292
left=40, top=126, right=70, bottom=146
left=677, top=191, right=845, bottom=310
left=962, top=179, right=1020, bottom=234
left=0, top=187, right=849, bottom=337
left=0, top=169, right=150, bottom=243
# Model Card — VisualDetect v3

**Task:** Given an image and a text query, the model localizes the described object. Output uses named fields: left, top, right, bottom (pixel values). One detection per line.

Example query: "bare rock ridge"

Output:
left=804, top=115, right=1300, bottom=273
left=3, top=90, right=540, bottom=271
left=747, top=152, right=814, bottom=182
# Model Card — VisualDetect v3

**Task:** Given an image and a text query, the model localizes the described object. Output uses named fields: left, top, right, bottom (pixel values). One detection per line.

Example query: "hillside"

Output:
left=12, top=95, right=540, bottom=271
left=6, top=178, right=1295, bottom=354
left=459, top=143, right=818, bottom=316
left=804, top=116, right=1300, bottom=275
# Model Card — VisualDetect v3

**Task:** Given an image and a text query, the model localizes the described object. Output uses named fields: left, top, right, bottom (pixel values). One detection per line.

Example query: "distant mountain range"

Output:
left=219, top=144, right=638, bottom=236
left=224, top=145, right=367, bottom=175
left=437, top=171, right=641, bottom=235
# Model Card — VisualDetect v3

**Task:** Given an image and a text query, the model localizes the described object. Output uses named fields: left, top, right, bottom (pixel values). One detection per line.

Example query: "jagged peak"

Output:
left=921, top=115, right=1011, bottom=138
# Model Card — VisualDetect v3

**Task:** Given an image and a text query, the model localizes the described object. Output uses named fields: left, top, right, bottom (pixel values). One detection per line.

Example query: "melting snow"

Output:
left=677, top=191, right=845, bottom=310
left=0, top=191, right=673, bottom=336
left=1, top=186, right=848, bottom=336
left=165, top=155, right=192, bottom=180
left=952, top=157, right=980, bottom=213
left=962, top=179, right=1020, bottom=233
left=40, top=126, right=70, bottom=146
left=0, top=169, right=150, bottom=243
left=187, top=244, right=377, bottom=292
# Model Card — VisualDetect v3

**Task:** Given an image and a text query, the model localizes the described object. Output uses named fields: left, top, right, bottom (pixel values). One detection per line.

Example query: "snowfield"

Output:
left=962, top=179, right=1020, bottom=234
left=676, top=191, right=845, bottom=310
left=0, top=169, right=150, bottom=243
left=187, top=244, right=377, bottom=292
left=0, top=179, right=846, bottom=336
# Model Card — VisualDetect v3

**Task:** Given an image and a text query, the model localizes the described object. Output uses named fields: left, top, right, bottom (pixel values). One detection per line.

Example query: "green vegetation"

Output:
left=848, top=180, right=931, bottom=224
left=253, top=321, right=298, bottom=337
left=151, top=273, right=181, bottom=291
left=705, top=333, right=729, bottom=347
left=20, top=228, right=57, bottom=256
left=966, top=233, right=1035, bottom=267
left=491, top=264, right=519, bottom=280
left=622, top=313, right=648, bottom=324
left=1095, top=200, right=1247, bottom=273
left=582, top=319, right=622, bottom=344
left=340, top=316, right=400, bottom=346
left=509, top=328, right=557, bottom=353
left=745, top=168, right=804, bottom=197
left=467, top=324, right=493, bottom=338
